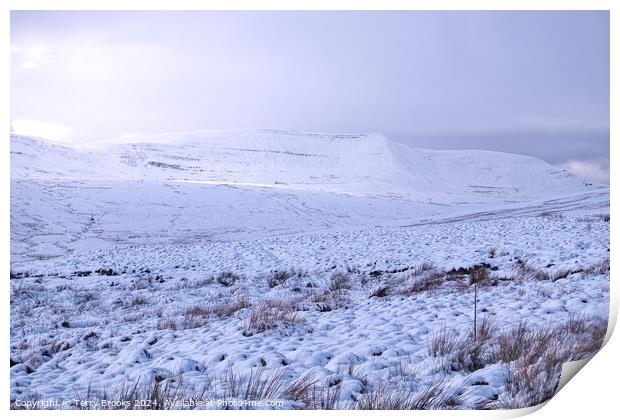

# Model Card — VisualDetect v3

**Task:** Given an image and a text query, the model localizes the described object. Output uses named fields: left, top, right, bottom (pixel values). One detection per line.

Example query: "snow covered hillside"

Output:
left=11, top=129, right=600, bottom=196
left=10, top=130, right=608, bottom=263
left=10, top=130, right=610, bottom=410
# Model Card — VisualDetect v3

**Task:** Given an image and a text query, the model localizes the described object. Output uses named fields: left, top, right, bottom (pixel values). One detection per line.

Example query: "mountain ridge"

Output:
left=10, top=130, right=602, bottom=198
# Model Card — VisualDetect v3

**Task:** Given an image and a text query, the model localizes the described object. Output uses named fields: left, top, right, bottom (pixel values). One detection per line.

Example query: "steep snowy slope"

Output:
left=10, top=129, right=600, bottom=198
left=10, top=135, right=113, bottom=180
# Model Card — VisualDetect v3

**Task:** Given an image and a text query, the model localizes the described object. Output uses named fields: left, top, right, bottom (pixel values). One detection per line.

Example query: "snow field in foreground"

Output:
left=10, top=210, right=609, bottom=409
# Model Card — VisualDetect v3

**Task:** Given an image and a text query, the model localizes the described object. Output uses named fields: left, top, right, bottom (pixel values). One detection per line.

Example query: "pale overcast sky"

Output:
left=10, top=11, right=609, bottom=182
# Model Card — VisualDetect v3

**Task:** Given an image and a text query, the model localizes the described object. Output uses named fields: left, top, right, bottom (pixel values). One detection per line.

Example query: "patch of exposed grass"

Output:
left=369, top=285, right=390, bottom=298
left=583, top=258, right=610, bottom=275
left=328, top=271, right=352, bottom=292
left=515, top=259, right=550, bottom=281
left=405, top=269, right=445, bottom=293
left=216, top=271, right=240, bottom=287
left=242, top=302, right=305, bottom=336
left=412, top=261, right=436, bottom=276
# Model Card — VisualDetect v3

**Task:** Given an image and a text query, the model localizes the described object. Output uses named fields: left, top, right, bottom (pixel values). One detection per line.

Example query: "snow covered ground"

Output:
left=10, top=130, right=609, bottom=409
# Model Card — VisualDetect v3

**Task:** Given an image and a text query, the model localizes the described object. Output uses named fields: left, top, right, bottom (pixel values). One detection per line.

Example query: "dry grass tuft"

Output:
left=551, top=267, right=573, bottom=281
left=490, top=316, right=607, bottom=409
left=351, top=380, right=460, bottom=410
left=281, top=371, right=321, bottom=404
left=222, top=366, right=288, bottom=401
left=156, top=318, right=178, bottom=330
left=306, top=383, right=343, bottom=409
left=267, top=270, right=294, bottom=288
left=242, top=303, right=305, bottom=336
left=428, top=327, right=459, bottom=357
left=540, top=211, right=564, bottom=220
left=369, top=285, right=390, bottom=298
left=488, top=247, right=509, bottom=258
left=157, top=298, right=254, bottom=330
left=583, top=258, right=610, bottom=276
left=494, top=361, right=559, bottom=409
left=515, top=259, right=550, bottom=281
left=184, top=298, right=250, bottom=320
left=469, top=266, right=492, bottom=286
left=412, top=261, right=436, bottom=276
left=329, top=271, right=352, bottom=292
left=405, top=270, right=445, bottom=294
left=67, top=377, right=214, bottom=410
left=215, top=271, right=240, bottom=287
left=307, top=290, right=336, bottom=312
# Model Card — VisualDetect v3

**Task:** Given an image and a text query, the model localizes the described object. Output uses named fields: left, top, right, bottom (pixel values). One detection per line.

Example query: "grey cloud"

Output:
left=10, top=11, right=609, bottom=183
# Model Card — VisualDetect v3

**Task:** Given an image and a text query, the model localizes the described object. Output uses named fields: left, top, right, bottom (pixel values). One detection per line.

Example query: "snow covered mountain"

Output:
left=10, top=129, right=599, bottom=198
left=10, top=129, right=608, bottom=263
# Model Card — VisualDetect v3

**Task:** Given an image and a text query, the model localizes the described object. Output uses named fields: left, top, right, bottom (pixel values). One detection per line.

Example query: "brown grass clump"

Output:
left=405, top=270, right=445, bottom=294
left=156, top=318, right=178, bottom=330
left=156, top=297, right=253, bottom=331
left=412, top=261, right=436, bottom=276
left=369, top=285, right=390, bottom=298
left=184, top=298, right=250, bottom=320
left=306, top=383, right=343, bottom=409
left=551, top=267, right=573, bottom=281
left=493, top=322, right=567, bottom=366
left=495, top=361, right=559, bottom=408
left=267, top=270, right=294, bottom=288
left=328, top=271, right=352, bottom=292
left=583, top=258, right=610, bottom=275
left=67, top=377, right=215, bottom=410
left=308, top=290, right=336, bottom=312
left=428, top=327, right=459, bottom=358
left=488, top=247, right=509, bottom=258
left=215, top=271, right=240, bottom=287
left=469, top=266, right=492, bottom=286
left=515, top=259, right=550, bottom=281
left=425, top=314, right=607, bottom=409
left=427, top=332, right=492, bottom=373
left=490, top=317, right=608, bottom=409
left=130, top=295, right=150, bottom=306
left=281, top=372, right=321, bottom=404
left=448, top=317, right=497, bottom=373
left=222, top=366, right=288, bottom=401
left=351, top=380, right=460, bottom=410
left=540, top=211, right=564, bottom=220
left=242, top=303, right=305, bottom=336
